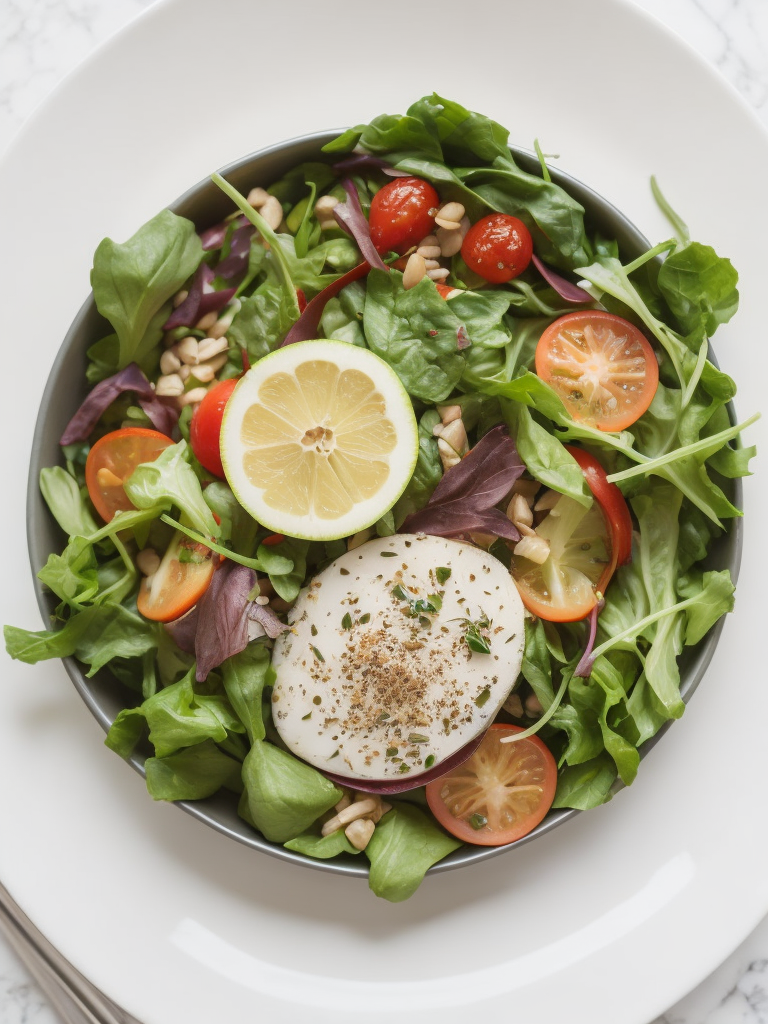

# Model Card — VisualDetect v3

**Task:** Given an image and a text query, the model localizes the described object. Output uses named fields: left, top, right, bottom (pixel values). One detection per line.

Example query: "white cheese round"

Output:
left=271, top=534, right=526, bottom=782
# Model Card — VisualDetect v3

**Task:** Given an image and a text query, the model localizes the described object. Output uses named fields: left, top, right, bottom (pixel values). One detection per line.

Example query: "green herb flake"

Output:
left=408, top=733, right=429, bottom=744
left=340, top=567, right=350, bottom=575
left=341, top=612, right=353, bottom=630
left=310, top=624, right=318, bottom=637
left=328, top=749, right=340, bottom=760
left=302, top=712, right=312, bottom=721
left=469, top=813, right=487, bottom=831
left=386, top=747, right=398, bottom=757
left=398, top=763, right=411, bottom=774
left=376, top=711, right=391, bottom=723
left=474, top=687, right=491, bottom=708
left=391, top=584, right=408, bottom=601
left=464, top=618, right=492, bottom=655
left=424, top=754, right=435, bottom=769
left=310, top=645, right=325, bottom=662
left=359, top=613, right=371, bottom=624
left=435, top=567, right=452, bottom=586
left=380, top=551, right=398, bottom=557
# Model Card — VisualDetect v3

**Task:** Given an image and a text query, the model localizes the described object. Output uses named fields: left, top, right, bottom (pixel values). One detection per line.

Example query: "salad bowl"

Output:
left=26, top=129, right=743, bottom=880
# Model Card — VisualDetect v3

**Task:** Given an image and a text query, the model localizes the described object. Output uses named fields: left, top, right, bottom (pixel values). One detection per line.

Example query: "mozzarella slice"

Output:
left=271, top=534, right=525, bottom=782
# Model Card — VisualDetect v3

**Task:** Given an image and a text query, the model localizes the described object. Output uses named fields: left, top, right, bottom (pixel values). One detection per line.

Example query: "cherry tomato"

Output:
left=368, top=176, right=439, bottom=255
left=434, top=282, right=463, bottom=300
left=85, top=428, right=173, bottom=523
left=426, top=724, right=557, bottom=846
left=535, top=310, right=659, bottom=431
left=137, top=530, right=216, bottom=623
left=565, top=446, right=633, bottom=568
left=190, top=377, right=238, bottom=478
left=461, top=213, right=533, bottom=284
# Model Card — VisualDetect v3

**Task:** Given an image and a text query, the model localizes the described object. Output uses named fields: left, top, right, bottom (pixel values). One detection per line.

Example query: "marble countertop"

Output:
left=1, top=0, right=767, bottom=1021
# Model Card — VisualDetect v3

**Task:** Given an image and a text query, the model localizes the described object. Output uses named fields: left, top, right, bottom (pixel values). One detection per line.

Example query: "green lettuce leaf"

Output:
left=365, top=802, right=461, bottom=902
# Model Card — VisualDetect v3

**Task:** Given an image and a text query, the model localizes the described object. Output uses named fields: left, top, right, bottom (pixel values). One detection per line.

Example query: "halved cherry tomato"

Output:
left=461, top=213, right=533, bottom=283
left=369, top=176, right=439, bottom=255
left=426, top=724, right=557, bottom=846
left=137, top=531, right=216, bottom=622
left=190, top=377, right=238, bottom=478
left=434, top=282, right=463, bottom=300
left=85, top=428, right=173, bottom=523
left=565, top=446, right=633, bottom=568
left=535, top=310, right=659, bottom=431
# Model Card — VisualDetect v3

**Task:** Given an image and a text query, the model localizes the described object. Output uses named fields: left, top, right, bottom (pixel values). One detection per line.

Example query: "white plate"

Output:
left=0, top=1, right=766, bottom=1021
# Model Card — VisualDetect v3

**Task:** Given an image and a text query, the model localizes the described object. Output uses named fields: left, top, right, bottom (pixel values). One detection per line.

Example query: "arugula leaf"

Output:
left=502, top=400, right=591, bottom=507
left=124, top=441, right=220, bottom=538
left=241, top=740, right=341, bottom=843
left=365, top=803, right=461, bottom=902
left=91, top=209, right=202, bottom=370
left=37, top=537, right=98, bottom=608
left=40, top=467, right=98, bottom=538
left=363, top=269, right=467, bottom=402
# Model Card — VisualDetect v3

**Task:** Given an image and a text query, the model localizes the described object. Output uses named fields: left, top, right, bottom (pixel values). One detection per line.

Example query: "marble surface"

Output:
left=0, top=0, right=766, bottom=1021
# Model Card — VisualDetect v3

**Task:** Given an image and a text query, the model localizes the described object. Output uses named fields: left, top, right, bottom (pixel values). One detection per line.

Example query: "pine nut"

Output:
left=193, top=363, right=216, bottom=383
left=427, top=268, right=450, bottom=281
left=96, top=467, right=123, bottom=489
left=176, top=336, right=199, bottom=365
left=197, top=335, right=229, bottom=362
left=437, top=438, right=462, bottom=470
left=440, top=418, right=468, bottom=455
left=526, top=693, right=544, bottom=716
left=315, top=195, right=338, bottom=218
left=173, top=289, right=188, bottom=308
left=159, top=349, right=181, bottom=375
left=424, top=258, right=441, bottom=271
left=511, top=478, right=541, bottom=505
left=321, top=798, right=378, bottom=836
left=419, top=234, right=439, bottom=247
left=178, top=387, right=208, bottom=407
left=435, top=216, right=461, bottom=231
left=417, top=245, right=442, bottom=259
left=345, top=818, right=375, bottom=851
left=178, top=364, right=192, bottom=382
left=207, top=319, right=229, bottom=340
left=204, top=352, right=229, bottom=374
left=437, top=404, right=462, bottom=424
left=534, top=489, right=560, bottom=512
left=347, top=528, right=372, bottom=551
left=513, top=532, right=550, bottom=564
left=503, top=692, right=524, bottom=717
left=136, top=548, right=161, bottom=576
left=507, top=493, right=533, bottom=529
left=260, top=195, right=284, bottom=231
left=155, top=374, right=184, bottom=397
left=403, top=252, right=427, bottom=290
left=254, top=595, right=270, bottom=606
left=334, top=792, right=352, bottom=813
left=195, top=311, right=218, bottom=331
left=247, top=187, right=269, bottom=209
left=438, top=201, right=465, bottom=224
left=436, top=225, right=463, bottom=256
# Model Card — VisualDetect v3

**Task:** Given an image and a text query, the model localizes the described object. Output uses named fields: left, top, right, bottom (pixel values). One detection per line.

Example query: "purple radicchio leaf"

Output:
left=573, top=599, right=605, bottom=678
left=59, top=363, right=177, bottom=445
left=282, top=261, right=370, bottom=347
left=214, top=223, right=256, bottom=280
left=163, top=264, right=236, bottom=330
left=400, top=425, right=525, bottom=541
left=456, top=324, right=471, bottom=351
left=531, top=254, right=592, bottom=305
left=199, top=222, right=228, bottom=251
left=195, top=561, right=256, bottom=681
left=163, top=606, right=199, bottom=655
left=332, top=178, right=388, bottom=272
left=248, top=602, right=290, bottom=640
left=331, top=154, right=410, bottom=178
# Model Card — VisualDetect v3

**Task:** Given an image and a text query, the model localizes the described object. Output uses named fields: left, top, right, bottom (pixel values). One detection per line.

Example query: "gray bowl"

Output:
left=27, top=132, right=743, bottom=879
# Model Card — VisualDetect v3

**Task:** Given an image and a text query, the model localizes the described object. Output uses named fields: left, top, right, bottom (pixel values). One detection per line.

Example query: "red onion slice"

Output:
left=332, top=178, right=388, bottom=271
left=281, top=261, right=370, bottom=346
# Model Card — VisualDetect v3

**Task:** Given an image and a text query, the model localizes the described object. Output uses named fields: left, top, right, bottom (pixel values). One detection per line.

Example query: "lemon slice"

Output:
left=220, top=340, right=419, bottom=541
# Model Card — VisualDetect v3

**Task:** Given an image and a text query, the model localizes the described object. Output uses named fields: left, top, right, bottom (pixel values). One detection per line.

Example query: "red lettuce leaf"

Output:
left=531, top=254, right=591, bottom=305
left=248, top=603, right=290, bottom=640
left=215, top=223, right=256, bottom=280
left=59, top=363, right=178, bottom=445
left=164, top=607, right=198, bottom=654
left=163, top=264, right=235, bottom=330
left=332, top=154, right=409, bottom=178
left=195, top=561, right=256, bottom=681
left=333, top=178, right=388, bottom=272
left=199, top=214, right=247, bottom=251
left=400, top=425, right=524, bottom=540
left=282, top=261, right=371, bottom=347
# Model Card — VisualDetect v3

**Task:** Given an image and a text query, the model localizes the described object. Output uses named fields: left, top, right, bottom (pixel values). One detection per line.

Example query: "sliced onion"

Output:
left=531, top=254, right=592, bottom=304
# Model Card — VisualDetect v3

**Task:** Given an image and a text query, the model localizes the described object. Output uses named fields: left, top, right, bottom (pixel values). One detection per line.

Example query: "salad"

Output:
left=5, top=94, right=757, bottom=903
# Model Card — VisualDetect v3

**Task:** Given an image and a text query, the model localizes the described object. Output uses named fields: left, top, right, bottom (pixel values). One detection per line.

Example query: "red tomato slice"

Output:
left=369, top=176, right=439, bottom=255
left=136, top=530, right=216, bottom=622
left=535, top=310, right=659, bottom=431
left=85, top=428, right=174, bottom=523
left=461, top=213, right=533, bottom=284
left=190, top=377, right=238, bottom=478
left=565, top=446, right=633, bottom=568
left=426, top=724, right=557, bottom=846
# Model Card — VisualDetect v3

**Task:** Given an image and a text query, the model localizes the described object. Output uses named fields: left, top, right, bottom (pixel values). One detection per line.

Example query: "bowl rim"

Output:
left=26, top=129, right=743, bottom=880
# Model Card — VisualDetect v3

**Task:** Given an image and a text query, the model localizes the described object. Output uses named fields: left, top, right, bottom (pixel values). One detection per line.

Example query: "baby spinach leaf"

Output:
left=365, top=803, right=461, bottom=902
left=363, top=269, right=467, bottom=402
left=145, top=739, right=242, bottom=801
left=228, top=278, right=297, bottom=362
left=656, top=241, right=739, bottom=338
left=241, top=740, right=341, bottom=843
left=91, top=209, right=202, bottom=370
left=268, top=537, right=309, bottom=603
left=221, top=641, right=274, bottom=743
left=502, top=400, right=590, bottom=506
